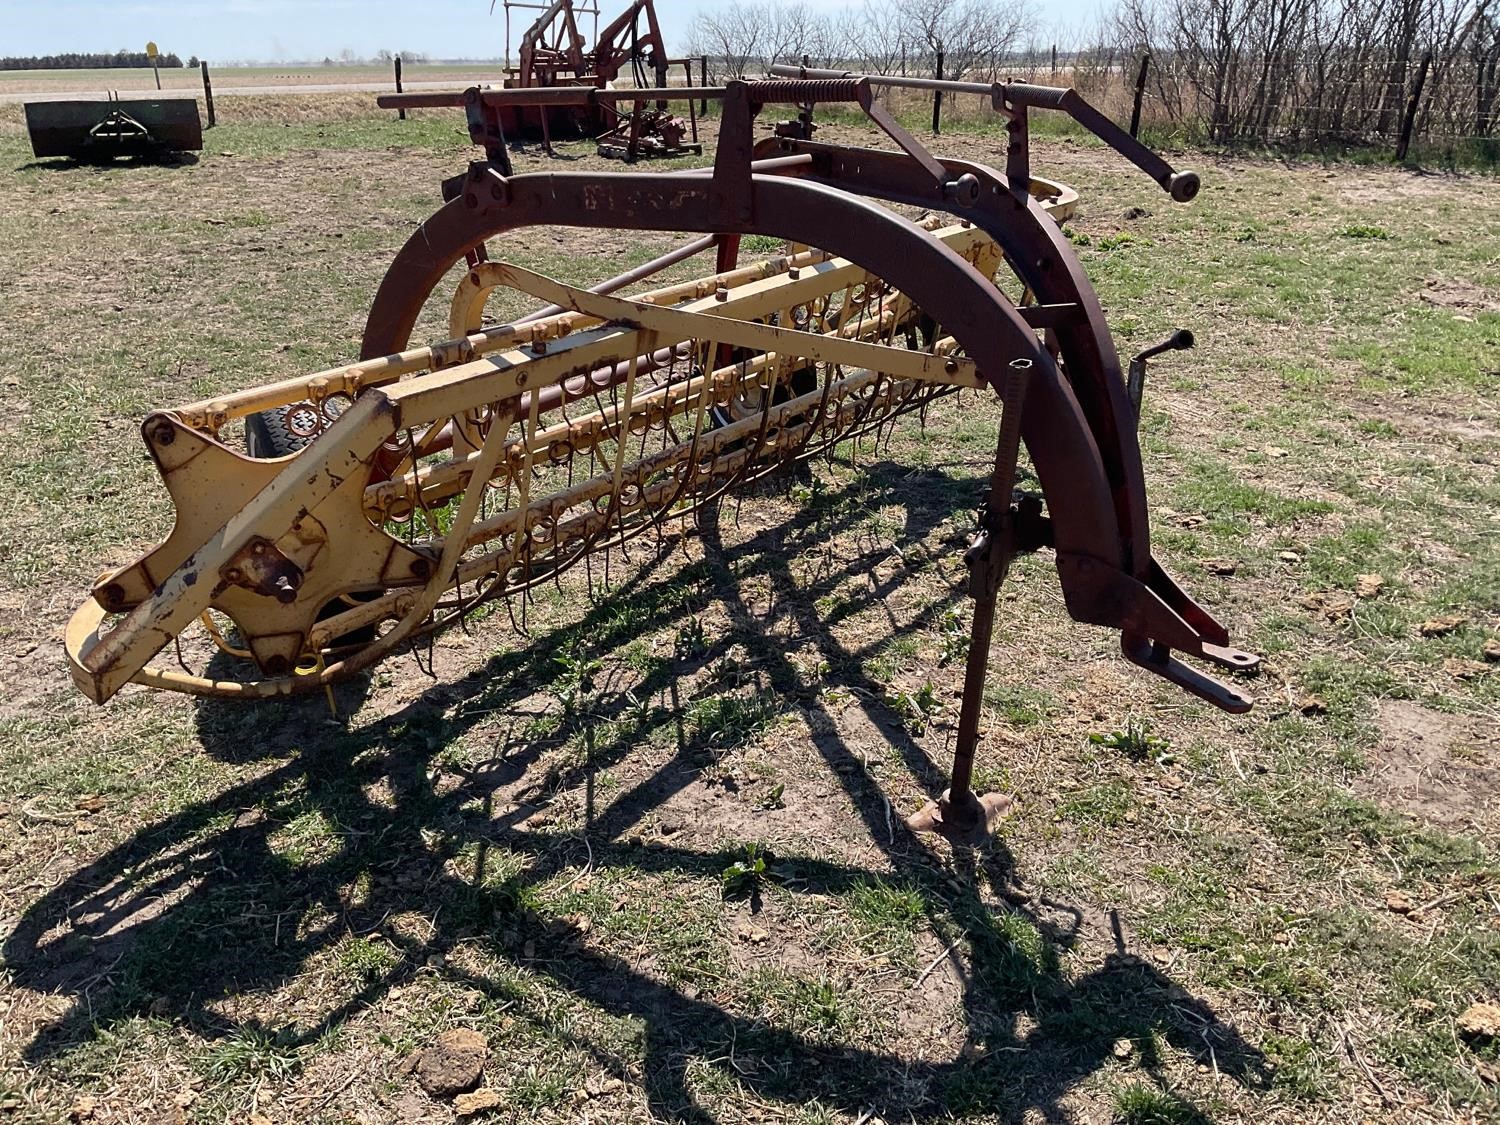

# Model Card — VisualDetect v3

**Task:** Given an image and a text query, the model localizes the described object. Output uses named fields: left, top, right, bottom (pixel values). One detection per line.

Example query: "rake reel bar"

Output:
left=67, top=76, right=1258, bottom=846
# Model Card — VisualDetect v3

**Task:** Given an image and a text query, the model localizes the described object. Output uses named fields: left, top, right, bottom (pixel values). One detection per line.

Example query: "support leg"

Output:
left=907, top=358, right=1034, bottom=844
left=905, top=574, right=1016, bottom=842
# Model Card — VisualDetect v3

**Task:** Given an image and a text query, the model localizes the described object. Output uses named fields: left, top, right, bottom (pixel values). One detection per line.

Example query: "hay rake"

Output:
left=66, top=75, right=1258, bottom=842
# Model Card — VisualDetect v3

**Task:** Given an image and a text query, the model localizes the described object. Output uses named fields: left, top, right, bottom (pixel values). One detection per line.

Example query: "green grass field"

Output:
left=0, top=97, right=1496, bottom=1124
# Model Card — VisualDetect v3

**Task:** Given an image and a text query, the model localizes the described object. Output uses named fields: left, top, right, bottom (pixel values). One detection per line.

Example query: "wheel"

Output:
left=244, top=395, right=353, bottom=459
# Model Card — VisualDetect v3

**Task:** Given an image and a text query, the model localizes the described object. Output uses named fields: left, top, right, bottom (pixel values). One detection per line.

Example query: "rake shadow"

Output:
left=4, top=460, right=1269, bottom=1121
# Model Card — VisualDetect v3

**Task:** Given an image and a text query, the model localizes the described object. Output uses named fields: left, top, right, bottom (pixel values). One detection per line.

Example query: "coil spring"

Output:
left=745, top=78, right=864, bottom=105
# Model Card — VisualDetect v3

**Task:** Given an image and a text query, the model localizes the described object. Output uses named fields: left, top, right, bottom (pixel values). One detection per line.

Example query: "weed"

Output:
left=549, top=644, right=600, bottom=715
left=1112, top=1084, right=1211, bottom=1124
left=722, top=843, right=770, bottom=898
left=887, top=679, right=941, bottom=732
left=675, top=616, right=709, bottom=659
left=1090, top=716, right=1173, bottom=763
left=335, top=935, right=400, bottom=982
left=937, top=605, right=969, bottom=665
left=197, top=1025, right=303, bottom=1085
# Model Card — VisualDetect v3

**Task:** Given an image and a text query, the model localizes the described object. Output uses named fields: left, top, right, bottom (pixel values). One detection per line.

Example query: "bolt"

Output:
left=788, top=266, right=800, bottom=279
left=715, top=285, right=729, bottom=302
left=100, top=582, right=126, bottom=609
left=151, top=423, right=175, bottom=446
left=411, top=558, right=432, bottom=579
left=944, top=358, right=958, bottom=373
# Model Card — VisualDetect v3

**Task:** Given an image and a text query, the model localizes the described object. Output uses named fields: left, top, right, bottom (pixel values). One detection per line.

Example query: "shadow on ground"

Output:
left=5, top=461, right=1268, bottom=1121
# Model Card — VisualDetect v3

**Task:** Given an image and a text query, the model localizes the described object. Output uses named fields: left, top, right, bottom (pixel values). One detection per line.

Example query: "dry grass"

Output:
left=0, top=99, right=1496, bottom=1124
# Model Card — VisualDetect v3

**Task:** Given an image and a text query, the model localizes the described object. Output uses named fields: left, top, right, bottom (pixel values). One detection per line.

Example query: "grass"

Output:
left=0, top=96, right=1496, bottom=1124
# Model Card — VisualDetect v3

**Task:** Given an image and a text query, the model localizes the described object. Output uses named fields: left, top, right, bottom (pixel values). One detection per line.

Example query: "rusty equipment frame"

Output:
left=498, top=0, right=700, bottom=160
left=66, top=74, right=1258, bottom=845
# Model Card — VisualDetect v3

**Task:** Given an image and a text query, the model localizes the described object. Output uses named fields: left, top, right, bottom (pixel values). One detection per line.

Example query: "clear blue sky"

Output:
left=1, top=0, right=1101, bottom=64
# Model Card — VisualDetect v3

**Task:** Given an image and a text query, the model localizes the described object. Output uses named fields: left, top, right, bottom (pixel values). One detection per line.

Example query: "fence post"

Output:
left=1129, top=52, right=1150, bottom=138
left=1395, top=51, right=1432, bottom=162
left=394, top=56, right=406, bottom=120
left=699, top=56, right=708, bottom=115
left=932, top=50, right=944, bottom=135
left=1051, top=44, right=1057, bottom=75
left=200, top=60, right=215, bottom=128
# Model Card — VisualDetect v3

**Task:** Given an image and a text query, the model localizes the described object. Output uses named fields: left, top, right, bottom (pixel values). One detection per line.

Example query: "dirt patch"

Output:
left=1357, top=701, right=1498, bottom=830
left=1417, top=277, right=1500, bottom=315
left=1335, top=169, right=1471, bottom=207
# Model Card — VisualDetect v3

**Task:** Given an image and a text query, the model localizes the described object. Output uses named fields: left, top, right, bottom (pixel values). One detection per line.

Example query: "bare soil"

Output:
left=1362, top=702, right=1499, bottom=832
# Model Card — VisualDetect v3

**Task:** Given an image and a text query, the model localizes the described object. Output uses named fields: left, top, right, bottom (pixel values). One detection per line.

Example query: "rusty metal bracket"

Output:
left=463, top=88, right=514, bottom=177
left=220, top=537, right=304, bottom=604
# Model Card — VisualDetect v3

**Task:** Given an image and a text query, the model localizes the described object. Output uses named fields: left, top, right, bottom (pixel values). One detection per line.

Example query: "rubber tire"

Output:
left=710, top=365, right=820, bottom=431
left=244, top=402, right=377, bottom=647
left=245, top=406, right=313, bottom=459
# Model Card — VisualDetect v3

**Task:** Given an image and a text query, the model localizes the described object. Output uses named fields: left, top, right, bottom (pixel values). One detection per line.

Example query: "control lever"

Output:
left=1127, top=328, right=1194, bottom=422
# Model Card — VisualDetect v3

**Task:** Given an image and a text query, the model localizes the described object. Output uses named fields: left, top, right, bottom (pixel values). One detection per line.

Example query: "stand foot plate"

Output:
left=905, top=788, right=1016, bottom=844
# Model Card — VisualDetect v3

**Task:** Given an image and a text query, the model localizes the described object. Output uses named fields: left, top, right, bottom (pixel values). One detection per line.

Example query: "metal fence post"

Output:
left=1130, top=52, right=1151, bottom=138
left=932, top=50, right=944, bottom=135
left=394, top=56, right=406, bottom=120
left=700, top=56, right=708, bottom=115
left=200, top=60, right=215, bottom=128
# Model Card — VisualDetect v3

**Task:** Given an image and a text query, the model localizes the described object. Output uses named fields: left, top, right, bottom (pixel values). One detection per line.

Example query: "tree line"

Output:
left=683, top=0, right=1499, bottom=148
left=686, top=0, right=1033, bottom=85
left=1108, top=0, right=1497, bottom=143
left=1, top=50, right=187, bottom=70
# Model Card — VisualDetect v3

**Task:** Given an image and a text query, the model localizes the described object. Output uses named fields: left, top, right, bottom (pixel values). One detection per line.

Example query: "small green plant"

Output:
left=622, top=688, right=658, bottom=727
left=550, top=644, right=600, bottom=715
left=336, top=935, right=399, bottom=982
left=1090, top=716, right=1173, bottom=763
left=886, top=680, right=941, bottom=733
left=1338, top=223, right=1389, bottom=240
left=198, top=1024, right=303, bottom=1084
left=797, top=977, right=848, bottom=1031
left=722, top=843, right=770, bottom=897
left=674, top=617, right=708, bottom=659
left=937, top=606, right=969, bottom=665
left=1112, top=1083, right=1210, bottom=1125
left=759, top=782, right=785, bottom=810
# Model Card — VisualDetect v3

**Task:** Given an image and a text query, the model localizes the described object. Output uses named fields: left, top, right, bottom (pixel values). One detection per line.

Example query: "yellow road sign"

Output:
left=146, top=41, right=159, bottom=58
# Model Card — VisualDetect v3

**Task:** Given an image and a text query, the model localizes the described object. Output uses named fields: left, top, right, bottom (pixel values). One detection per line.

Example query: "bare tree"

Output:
left=688, top=2, right=769, bottom=79
left=904, top=0, right=1033, bottom=80
left=841, top=0, right=912, bottom=76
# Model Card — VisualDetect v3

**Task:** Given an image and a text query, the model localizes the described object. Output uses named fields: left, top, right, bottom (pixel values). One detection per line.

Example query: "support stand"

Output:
left=907, top=357, right=1033, bottom=844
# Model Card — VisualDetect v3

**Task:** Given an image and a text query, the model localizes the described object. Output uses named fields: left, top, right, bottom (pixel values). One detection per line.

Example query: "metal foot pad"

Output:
left=905, top=788, right=1017, bottom=844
